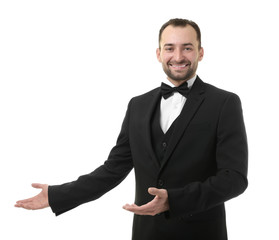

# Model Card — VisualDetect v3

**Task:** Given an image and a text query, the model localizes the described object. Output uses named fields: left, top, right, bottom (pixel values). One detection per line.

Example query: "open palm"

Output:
left=15, top=183, right=49, bottom=210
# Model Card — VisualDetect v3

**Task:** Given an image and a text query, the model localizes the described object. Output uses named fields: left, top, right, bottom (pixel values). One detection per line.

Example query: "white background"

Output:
left=1, top=0, right=278, bottom=239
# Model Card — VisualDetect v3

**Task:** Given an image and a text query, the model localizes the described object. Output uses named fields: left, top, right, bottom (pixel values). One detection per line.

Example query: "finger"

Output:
left=123, top=203, right=140, bottom=212
left=123, top=201, right=155, bottom=215
left=124, top=206, right=147, bottom=215
left=18, top=202, right=34, bottom=210
left=148, top=188, right=168, bottom=199
left=31, top=183, right=44, bottom=189
left=14, top=201, right=33, bottom=210
left=148, top=187, right=160, bottom=196
left=15, top=185, right=42, bottom=206
left=123, top=203, right=138, bottom=208
left=123, top=203, right=138, bottom=209
left=148, top=187, right=166, bottom=198
left=14, top=203, right=23, bottom=208
left=16, top=198, right=45, bottom=210
left=122, top=204, right=128, bottom=209
left=16, top=197, right=35, bottom=204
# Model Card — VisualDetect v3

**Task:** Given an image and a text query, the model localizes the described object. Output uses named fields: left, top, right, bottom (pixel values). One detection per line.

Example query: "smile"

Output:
left=169, top=63, right=190, bottom=69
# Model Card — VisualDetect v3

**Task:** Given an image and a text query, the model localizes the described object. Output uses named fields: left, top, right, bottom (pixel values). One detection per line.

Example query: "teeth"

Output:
left=171, top=64, right=188, bottom=68
left=173, top=65, right=186, bottom=67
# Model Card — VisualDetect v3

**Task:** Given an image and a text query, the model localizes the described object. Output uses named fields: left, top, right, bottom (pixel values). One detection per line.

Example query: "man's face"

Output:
left=156, top=25, right=204, bottom=85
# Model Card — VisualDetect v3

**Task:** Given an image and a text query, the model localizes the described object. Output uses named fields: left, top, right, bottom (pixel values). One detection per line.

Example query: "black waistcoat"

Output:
left=151, top=100, right=179, bottom=165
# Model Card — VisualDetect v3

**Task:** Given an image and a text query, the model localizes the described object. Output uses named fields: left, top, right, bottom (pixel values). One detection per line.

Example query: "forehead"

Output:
left=160, top=25, right=198, bottom=47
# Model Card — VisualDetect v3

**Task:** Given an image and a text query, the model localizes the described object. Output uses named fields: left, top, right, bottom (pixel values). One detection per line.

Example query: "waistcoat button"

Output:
left=158, top=179, right=164, bottom=187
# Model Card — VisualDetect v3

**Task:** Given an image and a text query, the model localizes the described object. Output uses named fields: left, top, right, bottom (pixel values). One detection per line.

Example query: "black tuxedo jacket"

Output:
left=49, top=76, right=248, bottom=240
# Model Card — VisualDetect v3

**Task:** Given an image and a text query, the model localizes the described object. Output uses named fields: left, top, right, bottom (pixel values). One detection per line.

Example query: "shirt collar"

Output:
left=162, top=75, right=197, bottom=89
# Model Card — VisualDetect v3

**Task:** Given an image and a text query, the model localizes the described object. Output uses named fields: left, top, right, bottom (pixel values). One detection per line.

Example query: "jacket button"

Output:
left=162, top=142, right=167, bottom=148
left=158, top=179, right=164, bottom=187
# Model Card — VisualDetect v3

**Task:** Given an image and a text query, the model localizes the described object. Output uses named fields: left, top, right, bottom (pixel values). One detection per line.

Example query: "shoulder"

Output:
left=199, top=78, right=241, bottom=102
left=123, top=87, right=161, bottom=113
left=195, top=77, right=243, bottom=110
left=134, top=87, right=160, bottom=99
left=129, top=87, right=160, bottom=104
left=204, top=82, right=235, bottom=97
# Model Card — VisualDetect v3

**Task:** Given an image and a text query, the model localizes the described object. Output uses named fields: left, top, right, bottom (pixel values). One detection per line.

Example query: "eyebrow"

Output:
left=163, top=43, right=194, bottom=47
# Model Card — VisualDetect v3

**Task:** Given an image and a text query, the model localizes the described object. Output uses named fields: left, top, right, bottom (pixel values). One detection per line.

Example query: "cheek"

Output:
left=160, top=56, right=170, bottom=65
left=163, top=54, right=174, bottom=64
left=188, top=53, right=200, bottom=64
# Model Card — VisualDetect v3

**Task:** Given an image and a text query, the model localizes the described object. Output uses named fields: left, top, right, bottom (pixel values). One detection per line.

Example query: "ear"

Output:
left=198, top=47, right=204, bottom=61
left=156, top=48, right=162, bottom=63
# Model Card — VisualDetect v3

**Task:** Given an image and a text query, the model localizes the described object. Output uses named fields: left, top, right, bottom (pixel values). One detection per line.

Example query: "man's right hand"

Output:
left=15, top=183, right=49, bottom=210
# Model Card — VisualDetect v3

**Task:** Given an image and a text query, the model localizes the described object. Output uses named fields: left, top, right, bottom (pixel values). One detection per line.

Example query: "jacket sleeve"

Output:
left=167, top=93, right=248, bottom=218
left=48, top=100, right=134, bottom=216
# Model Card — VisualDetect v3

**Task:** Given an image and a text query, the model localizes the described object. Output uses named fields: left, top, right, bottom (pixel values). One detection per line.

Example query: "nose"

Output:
left=174, top=49, right=184, bottom=62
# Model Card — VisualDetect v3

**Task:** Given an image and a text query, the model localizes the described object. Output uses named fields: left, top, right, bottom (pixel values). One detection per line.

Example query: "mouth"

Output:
left=169, top=63, right=190, bottom=70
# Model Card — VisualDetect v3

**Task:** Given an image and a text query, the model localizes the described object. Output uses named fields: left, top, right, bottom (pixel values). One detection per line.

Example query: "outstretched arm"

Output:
left=15, top=100, right=134, bottom=215
left=15, top=183, right=49, bottom=210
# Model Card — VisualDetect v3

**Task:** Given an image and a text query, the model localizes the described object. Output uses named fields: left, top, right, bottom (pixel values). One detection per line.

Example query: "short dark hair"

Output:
left=158, top=18, right=201, bottom=49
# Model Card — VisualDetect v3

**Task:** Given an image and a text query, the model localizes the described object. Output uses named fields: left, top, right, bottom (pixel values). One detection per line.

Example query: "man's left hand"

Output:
left=123, top=187, right=169, bottom=216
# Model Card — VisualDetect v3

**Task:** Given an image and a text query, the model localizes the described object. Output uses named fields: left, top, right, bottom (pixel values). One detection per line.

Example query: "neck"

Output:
left=167, top=74, right=197, bottom=87
left=167, top=79, right=187, bottom=87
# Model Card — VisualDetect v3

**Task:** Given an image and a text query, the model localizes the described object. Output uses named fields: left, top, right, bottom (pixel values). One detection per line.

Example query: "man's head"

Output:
left=157, top=18, right=204, bottom=85
left=158, top=18, right=202, bottom=50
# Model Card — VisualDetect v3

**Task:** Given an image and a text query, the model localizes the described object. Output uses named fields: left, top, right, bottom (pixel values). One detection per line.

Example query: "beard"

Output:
left=162, top=60, right=198, bottom=82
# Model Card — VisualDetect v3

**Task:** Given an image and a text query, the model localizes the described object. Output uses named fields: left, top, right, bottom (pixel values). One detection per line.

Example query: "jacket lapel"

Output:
left=142, top=88, right=162, bottom=169
left=160, top=77, right=206, bottom=169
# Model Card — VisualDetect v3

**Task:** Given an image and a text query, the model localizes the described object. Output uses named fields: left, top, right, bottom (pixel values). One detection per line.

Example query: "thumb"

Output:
left=31, top=183, right=44, bottom=189
left=148, top=187, right=161, bottom=196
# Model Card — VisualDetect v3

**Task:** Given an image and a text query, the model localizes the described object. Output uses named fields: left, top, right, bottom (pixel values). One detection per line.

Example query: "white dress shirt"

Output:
left=160, top=75, right=197, bottom=134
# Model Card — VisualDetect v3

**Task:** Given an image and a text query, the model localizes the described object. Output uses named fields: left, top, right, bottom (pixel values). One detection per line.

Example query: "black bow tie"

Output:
left=161, top=81, right=190, bottom=99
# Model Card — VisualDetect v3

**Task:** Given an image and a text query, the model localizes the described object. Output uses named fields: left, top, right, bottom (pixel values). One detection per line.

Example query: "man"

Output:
left=15, top=18, right=248, bottom=240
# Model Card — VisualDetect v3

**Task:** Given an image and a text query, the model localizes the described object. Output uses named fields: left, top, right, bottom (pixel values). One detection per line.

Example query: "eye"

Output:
left=185, top=47, right=192, bottom=51
left=164, top=47, right=173, bottom=52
